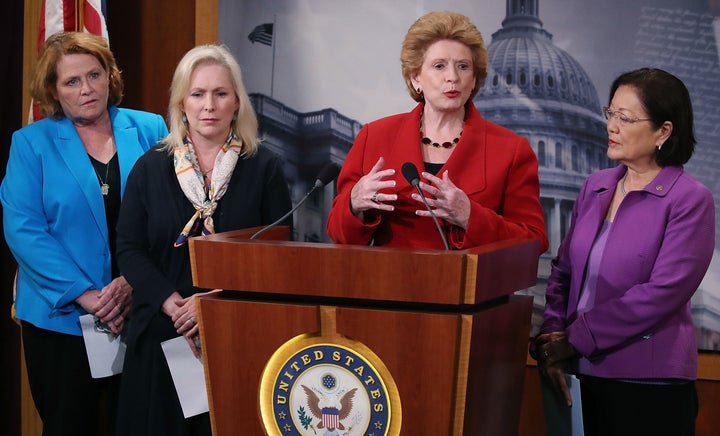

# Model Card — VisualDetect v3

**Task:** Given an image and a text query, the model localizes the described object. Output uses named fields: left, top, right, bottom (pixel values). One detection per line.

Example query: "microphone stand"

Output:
left=411, top=184, right=450, bottom=250
left=250, top=186, right=316, bottom=240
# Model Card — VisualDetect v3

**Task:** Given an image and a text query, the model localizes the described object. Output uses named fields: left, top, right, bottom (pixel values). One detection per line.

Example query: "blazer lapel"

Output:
left=443, top=105, right=487, bottom=194
left=109, top=107, right=148, bottom=198
left=55, top=118, right=108, bottom=241
left=387, top=104, right=425, bottom=189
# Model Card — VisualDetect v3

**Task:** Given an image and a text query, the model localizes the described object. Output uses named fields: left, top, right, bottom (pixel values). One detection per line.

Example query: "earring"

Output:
left=656, top=143, right=662, bottom=151
left=232, top=113, right=238, bottom=121
left=182, top=113, right=187, bottom=123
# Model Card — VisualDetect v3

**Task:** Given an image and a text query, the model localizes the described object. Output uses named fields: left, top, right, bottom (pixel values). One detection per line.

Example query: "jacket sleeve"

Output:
left=1, top=129, right=95, bottom=313
left=540, top=180, right=591, bottom=336
left=326, top=125, right=382, bottom=245
left=261, top=152, right=294, bottom=227
left=448, top=136, right=549, bottom=252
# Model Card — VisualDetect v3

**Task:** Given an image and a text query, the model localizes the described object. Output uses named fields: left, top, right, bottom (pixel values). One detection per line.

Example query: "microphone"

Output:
left=401, top=162, right=449, bottom=250
left=250, top=162, right=341, bottom=240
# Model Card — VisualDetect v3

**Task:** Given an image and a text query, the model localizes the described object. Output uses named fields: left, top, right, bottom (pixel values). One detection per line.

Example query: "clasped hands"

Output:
left=535, top=331, right=578, bottom=406
left=350, top=157, right=470, bottom=229
left=77, top=276, right=132, bottom=336
left=164, top=289, right=222, bottom=358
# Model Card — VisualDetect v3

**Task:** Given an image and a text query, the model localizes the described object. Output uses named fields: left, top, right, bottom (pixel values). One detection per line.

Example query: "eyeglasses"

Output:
left=602, top=107, right=652, bottom=125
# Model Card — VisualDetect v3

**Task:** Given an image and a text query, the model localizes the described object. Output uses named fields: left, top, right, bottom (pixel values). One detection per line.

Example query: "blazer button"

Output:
left=642, top=334, right=652, bottom=339
left=655, top=185, right=663, bottom=191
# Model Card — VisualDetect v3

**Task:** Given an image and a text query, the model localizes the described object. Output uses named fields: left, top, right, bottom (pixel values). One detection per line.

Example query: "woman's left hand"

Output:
left=93, top=276, right=133, bottom=335
left=412, top=170, right=471, bottom=229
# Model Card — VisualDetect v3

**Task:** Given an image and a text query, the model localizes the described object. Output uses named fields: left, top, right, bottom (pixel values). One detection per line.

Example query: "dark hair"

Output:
left=608, top=68, right=694, bottom=166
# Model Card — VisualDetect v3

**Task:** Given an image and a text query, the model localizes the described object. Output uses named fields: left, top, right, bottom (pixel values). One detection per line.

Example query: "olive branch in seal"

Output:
left=297, top=406, right=317, bottom=434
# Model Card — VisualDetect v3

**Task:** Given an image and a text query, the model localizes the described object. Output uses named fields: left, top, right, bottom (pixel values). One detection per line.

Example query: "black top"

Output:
left=424, top=161, right=444, bottom=176
left=89, top=153, right=121, bottom=277
left=116, top=144, right=293, bottom=344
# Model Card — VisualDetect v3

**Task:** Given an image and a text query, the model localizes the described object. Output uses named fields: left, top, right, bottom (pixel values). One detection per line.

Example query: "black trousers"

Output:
left=579, top=374, right=697, bottom=436
left=22, top=321, right=120, bottom=436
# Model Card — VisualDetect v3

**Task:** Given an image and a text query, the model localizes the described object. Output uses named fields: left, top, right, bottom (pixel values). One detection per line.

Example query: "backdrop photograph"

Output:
left=215, top=0, right=720, bottom=351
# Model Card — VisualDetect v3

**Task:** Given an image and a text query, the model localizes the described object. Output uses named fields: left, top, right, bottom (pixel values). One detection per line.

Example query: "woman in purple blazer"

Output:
left=534, top=68, right=715, bottom=436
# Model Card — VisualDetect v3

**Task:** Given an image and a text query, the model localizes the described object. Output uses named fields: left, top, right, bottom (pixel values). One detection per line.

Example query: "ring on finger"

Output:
left=370, top=192, right=379, bottom=203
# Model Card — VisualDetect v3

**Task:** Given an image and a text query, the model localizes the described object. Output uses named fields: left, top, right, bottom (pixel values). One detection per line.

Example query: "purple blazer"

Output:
left=541, top=164, right=715, bottom=380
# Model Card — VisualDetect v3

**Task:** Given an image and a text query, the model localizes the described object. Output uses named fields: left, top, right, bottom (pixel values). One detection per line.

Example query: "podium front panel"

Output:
left=198, top=294, right=532, bottom=435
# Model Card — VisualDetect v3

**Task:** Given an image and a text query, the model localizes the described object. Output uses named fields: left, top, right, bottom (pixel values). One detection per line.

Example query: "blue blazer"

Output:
left=541, top=164, right=715, bottom=379
left=1, top=106, right=167, bottom=335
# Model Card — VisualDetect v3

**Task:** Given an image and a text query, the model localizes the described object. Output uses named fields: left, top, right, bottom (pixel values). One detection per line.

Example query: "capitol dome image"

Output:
left=474, top=0, right=613, bottom=331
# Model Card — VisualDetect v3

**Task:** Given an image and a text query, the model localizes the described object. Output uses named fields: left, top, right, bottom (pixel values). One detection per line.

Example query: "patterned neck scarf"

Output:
left=173, top=133, right=242, bottom=247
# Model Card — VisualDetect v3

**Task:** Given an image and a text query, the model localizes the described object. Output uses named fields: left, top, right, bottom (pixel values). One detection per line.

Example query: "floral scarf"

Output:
left=173, top=133, right=242, bottom=247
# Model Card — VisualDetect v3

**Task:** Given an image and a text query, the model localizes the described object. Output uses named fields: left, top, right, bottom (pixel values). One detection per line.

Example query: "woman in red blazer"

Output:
left=327, top=11, right=548, bottom=252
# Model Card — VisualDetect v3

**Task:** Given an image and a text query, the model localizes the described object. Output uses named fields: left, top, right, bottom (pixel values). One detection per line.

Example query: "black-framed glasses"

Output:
left=602, top=107, right=652, bottom=125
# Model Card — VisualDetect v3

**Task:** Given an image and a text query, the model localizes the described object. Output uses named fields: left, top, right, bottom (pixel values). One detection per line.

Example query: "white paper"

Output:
left=160, top=336, right=209, bottom=418
left=79, top=313, right=126, bottom=378
left=567, top=374, right=584, bottom=436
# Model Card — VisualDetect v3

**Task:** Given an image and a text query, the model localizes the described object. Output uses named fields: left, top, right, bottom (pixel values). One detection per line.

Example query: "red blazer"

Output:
left=327, top=103, right=548, bottom=252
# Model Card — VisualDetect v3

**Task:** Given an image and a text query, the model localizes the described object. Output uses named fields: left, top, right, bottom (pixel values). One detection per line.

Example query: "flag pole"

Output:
left=76, top=0, right=83, bottom=31
left=271, top=14, right=277, bottom=98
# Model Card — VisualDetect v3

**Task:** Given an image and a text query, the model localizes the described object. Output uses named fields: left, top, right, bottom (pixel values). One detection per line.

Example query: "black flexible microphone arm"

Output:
left=401, top=162, right=449, bottom=250
left=250, top=162, right=340, bottom=240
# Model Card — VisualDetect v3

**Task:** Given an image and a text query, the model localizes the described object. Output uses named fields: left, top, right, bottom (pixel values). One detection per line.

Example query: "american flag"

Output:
left=30, top=0, right=109, bottom=122
left=248, top=22, right=273, bottom=46
left=321, top=407, right=340, bottom=429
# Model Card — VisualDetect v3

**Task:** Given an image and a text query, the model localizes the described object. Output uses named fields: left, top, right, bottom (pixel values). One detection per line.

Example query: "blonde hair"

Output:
left=400, top=11, right=487, bottom=102
left=163, top=44, right=259, bottom=157
left=30, top=32, right=123, bottom=119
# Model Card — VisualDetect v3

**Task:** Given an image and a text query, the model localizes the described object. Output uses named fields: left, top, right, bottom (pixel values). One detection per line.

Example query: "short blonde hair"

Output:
left=400, top=11, right=487, bottom=102
left=30, top=32, right=123, bottom=119
left=163, top=44, right=259, bottom=157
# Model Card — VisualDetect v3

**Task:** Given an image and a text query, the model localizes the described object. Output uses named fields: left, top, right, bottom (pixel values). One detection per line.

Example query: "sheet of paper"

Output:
left=161, top=336, right=209, bottom=418
left=79, top=313, right=126, bottom=378
left=567, top=374, right=584, bottom=436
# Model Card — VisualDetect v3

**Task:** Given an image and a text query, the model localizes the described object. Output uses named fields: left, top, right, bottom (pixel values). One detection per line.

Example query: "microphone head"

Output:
left=401, top=162, right=420, bottom=186
left=314, top=162, right=341, bottom=188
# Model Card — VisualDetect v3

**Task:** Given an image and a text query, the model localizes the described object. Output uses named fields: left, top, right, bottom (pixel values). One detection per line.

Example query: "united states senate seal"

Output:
left=259, top=333, right=401, bottom=435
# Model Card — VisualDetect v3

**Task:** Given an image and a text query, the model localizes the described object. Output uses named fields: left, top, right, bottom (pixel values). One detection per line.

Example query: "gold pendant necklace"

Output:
left=93, top=160, right=110, bottom=196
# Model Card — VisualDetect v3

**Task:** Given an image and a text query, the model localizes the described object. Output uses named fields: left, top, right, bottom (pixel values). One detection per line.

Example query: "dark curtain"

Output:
left=0, top=0, right=24, bottom=435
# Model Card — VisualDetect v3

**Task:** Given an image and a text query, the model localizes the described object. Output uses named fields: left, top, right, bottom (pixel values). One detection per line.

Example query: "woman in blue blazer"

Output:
left=0, top=32, right=167, bottom=436
left=534, top=68, right=714, bottom=436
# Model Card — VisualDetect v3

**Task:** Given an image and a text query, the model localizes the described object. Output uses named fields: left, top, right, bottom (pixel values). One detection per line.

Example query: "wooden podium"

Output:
left=190, top=227, right=539, bottom=435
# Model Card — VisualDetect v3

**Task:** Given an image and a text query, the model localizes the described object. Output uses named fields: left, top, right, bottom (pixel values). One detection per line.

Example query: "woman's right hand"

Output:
left=349, top=157, right=397, bottom=219
left=536, top=331, right=576, bottom=406
left=540, top=360, right=573, bottom=407
left=169, top=289, right=222, bottom=358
